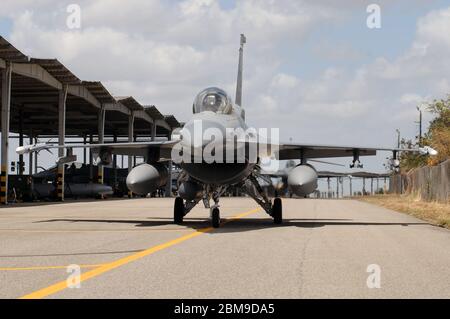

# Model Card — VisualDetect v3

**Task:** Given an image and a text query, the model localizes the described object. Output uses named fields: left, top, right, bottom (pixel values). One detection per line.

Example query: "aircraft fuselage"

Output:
left=177, top=106, right=254, bottom=185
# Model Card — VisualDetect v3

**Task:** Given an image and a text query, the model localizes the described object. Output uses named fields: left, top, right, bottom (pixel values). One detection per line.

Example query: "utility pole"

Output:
left=396, top=129, right=400, bottom=148
left=416, top=106, right=423, bottom=146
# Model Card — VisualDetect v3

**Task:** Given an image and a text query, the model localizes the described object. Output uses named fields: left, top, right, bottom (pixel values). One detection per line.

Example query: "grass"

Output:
left=359, top=194, right=450, bottom=229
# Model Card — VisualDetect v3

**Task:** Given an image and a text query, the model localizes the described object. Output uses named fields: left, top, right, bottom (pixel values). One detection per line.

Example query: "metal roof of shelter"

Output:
left=82, top=81, right=115, bottom=104
left=115, top=96, right=143, bottom=111
left=30, top=58, right=81, bottom=85
left=0, top=36, right=29, bottom=62
left=0, top=36, right=178, bottom=138
left=144, top=105, right=164, bottom=120
left=164, top=115, right=181, bottom=128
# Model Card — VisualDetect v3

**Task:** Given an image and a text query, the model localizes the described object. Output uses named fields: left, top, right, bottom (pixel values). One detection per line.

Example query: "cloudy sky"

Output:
left=1, top=0, right=450, bottom=185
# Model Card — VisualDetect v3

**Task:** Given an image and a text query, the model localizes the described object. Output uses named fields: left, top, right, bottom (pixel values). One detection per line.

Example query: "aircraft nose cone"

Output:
left=181, top=118, right=226, bottom=149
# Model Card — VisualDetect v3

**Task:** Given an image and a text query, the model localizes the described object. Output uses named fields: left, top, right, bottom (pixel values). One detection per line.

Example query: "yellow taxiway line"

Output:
left=0, top=264, right=104, bottom=271
left=19, top=208, right=260, bottom=299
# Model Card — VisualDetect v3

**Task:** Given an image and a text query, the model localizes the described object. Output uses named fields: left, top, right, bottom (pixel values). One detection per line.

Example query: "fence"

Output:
left=390, top=159, right=450, bottom=203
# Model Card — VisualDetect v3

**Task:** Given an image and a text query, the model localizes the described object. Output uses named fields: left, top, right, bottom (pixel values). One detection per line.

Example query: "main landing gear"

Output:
left=211, top=206, right=220, bottom=228
left=243, top=174, right=283, bottom=225
left=174, top=197, right=185, bottom=224
left=271, top=197, right=282, bottom=224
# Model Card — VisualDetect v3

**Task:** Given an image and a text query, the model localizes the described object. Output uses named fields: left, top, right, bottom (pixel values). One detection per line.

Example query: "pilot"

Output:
left=193, top=87, right=233, bottom=114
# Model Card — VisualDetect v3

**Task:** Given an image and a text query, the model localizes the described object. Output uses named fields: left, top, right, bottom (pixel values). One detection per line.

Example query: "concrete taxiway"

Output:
left=0, top=197, right=449, bottom=299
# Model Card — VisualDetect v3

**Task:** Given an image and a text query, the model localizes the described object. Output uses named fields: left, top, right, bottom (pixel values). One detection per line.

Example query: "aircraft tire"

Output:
left=212, top=207, right=220, bottom=228
left=272, top=197, right=282, bottom=224
left=174, top=197, right=184, bottom=224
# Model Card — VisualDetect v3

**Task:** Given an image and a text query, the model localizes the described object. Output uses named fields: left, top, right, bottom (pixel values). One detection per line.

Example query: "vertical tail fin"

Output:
left=235, top=34, right=246, bottom=107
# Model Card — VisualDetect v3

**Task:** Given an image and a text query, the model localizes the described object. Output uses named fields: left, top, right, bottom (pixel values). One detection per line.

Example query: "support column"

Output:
left=133, top=134, right=137, bottom=167
left=28, top=133, right=33, bottom=175
left=28, top=132, right=34, bottom=200
left=83, top=135, right=87, bottom=165
left=151, top=122, right=156, bottom=141
left=327, top=177, right=331, bottom=199
left=34, top=137, right=38, bottom=173
left=362, top=177, right=366, bottom=196
left=336, top=177, right=339, bottom=198
left=128, top=112, right=134, bottom=198
left=370, top=178, right=374, bottom=195
left=1, top=63, right=12, bottom=204
left=57, top=85, right=68, bottom=201
left=165, top=160, right=173, bottom=197
left=97, top=107, right=105, bottom=188
left=89, top=134, right=93, bottom=182
left=349, top=177, right=353, bottom=197
left=165, top=132, right=172, bottom=198
left=113, top=133, right=117, bottom=194
left=18, top=109, right=24, bottom=175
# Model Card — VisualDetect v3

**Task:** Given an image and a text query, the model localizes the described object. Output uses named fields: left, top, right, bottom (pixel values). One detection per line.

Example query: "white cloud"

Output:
left=400, top=93, right=424, bottom=105
left=2, top=1, right=450, bottom=173
left=270, top=73, right=299, bottom=89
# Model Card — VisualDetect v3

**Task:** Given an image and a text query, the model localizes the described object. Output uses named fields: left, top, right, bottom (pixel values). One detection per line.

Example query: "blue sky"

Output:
left=0, top=17, right=12, bottom=36
left=278, top=1, right=450, bottom=79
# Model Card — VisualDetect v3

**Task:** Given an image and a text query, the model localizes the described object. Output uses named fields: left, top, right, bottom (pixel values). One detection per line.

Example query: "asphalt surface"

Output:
left=0, top=197, right=449, bottom=299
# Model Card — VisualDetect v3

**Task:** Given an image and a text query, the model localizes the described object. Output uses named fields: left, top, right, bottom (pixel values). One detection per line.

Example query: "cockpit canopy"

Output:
left=193, top=87, right=233, bottom=114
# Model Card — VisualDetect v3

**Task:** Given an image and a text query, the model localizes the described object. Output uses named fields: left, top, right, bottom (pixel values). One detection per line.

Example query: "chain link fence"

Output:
left=390, top=160, right=450, bottom=203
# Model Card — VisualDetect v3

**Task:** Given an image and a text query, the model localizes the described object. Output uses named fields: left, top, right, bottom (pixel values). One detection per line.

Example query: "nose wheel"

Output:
left=272, top=197, right=282, bottom=224
left=211, top=207, right=221, bottom=228
left=174, top=197, right=185, bottom=224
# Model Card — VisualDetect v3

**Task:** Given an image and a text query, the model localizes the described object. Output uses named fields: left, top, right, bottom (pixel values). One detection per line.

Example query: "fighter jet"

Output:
left=17, top=34, right=437, bottom=228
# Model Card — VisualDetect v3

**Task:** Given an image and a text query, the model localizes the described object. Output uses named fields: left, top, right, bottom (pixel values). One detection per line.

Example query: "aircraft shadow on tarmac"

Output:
left=34, top=217, right=430, bottom=234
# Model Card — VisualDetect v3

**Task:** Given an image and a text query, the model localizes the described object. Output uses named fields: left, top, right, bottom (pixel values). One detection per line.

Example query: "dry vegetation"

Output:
left=359, top=194, right=450, bottom=229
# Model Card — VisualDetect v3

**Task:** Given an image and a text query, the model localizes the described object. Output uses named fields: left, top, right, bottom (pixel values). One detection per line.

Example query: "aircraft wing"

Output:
left=273, top=142, right=437, bottom=160
left=16, top=140, right=178, bottom=159
left=18, top=138, right=437, bottom=164
left=260, top=170, right=390, bottom=179
left=317, top=171, right=390, bottom=178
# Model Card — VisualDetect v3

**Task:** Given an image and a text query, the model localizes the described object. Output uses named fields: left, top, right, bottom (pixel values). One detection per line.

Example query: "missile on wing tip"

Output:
left=16, top=143, right=48, bottom=155
left=419, top=146, right=438, bottom=156
left=16, top=145, right=31, bottom=155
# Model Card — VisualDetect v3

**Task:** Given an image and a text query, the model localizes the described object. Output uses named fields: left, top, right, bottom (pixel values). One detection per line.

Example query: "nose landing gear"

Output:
left=211, top=206, right=220, bottom=228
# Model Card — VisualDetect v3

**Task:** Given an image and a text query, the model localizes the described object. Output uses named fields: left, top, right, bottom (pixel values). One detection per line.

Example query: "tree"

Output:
left=424, top=96, right=450, bottom=165
left=398, top=95, right=450, bottom=171
left=399, top=138, right=426, bottom=172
